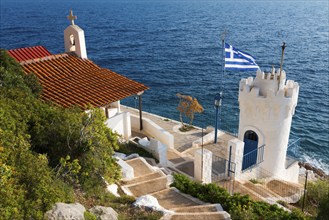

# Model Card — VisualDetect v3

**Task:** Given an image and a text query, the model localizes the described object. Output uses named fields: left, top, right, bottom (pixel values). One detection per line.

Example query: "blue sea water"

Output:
left=1, top=0, right=328, bottom=174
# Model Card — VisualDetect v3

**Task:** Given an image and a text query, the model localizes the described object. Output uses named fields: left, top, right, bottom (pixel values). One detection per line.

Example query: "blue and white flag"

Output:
left=224, top=43, right=259, bottom=71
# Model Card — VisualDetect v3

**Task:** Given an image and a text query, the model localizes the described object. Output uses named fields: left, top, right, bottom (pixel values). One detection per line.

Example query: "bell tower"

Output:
left=64, top=10, right=87, bottom=59
left=238, top=67, right=299, bottom=180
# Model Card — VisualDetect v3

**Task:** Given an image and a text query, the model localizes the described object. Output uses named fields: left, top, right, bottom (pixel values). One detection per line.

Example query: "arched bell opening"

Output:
left=69, top=34, right=76, bottom=52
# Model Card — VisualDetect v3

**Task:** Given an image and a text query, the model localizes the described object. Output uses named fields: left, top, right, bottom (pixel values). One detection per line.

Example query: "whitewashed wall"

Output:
left=131, top=114, right=174, bottom=149
left=105, top=111, right=131, bottom=139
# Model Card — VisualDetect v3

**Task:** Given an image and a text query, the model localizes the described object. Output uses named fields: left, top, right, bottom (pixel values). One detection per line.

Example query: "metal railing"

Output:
left=242, top=144, right=265, bottom=172
left=238, top=164, right=304, bottom=204
left=212, top=154, right=236, bottom=195
left=287, top=137, right=301, bottom=159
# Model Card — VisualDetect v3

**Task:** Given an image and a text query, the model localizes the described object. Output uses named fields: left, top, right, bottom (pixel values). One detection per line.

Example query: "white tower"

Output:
left=238, top=68, right=299, bottom=180
left=64, top=10, right=87, bottom=59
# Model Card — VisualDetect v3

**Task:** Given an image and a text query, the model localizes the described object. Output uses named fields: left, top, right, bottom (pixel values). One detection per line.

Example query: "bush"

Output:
left=298, top=179, right=329, bottom=217
left=172, top=174, right=307, bottom=220
left=0, top=49, right=120, bottom=218
left=118, top=141, right=155, bottom=160
left=317, top=192, right=329, bottom=220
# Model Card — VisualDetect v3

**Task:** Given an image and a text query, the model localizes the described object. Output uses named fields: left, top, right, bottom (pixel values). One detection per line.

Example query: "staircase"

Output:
left=120, top=157, right=231, bottom=220
left=219, top=178, right=303, bottom=204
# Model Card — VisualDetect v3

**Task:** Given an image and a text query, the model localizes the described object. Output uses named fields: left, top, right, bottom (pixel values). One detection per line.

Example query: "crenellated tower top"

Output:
left=239, top=68, right=299, bottom=101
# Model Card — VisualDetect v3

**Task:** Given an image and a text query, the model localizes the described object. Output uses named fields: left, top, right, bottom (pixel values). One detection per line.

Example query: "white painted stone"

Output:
left=107, top=184, right=120, bottom=197
left=44, top=203, right=85, bottom=220
left=138, top=137, right=150, bottom=147
left=113, top=152, right=126, bottom=160
left=64, top=25, right=87, bottom=59
left=194, top=148, right=212, bottom=183
left=238, top=68, right=299, bottom=180
left=149, top=138, right=168, bottom=166
left=115, top=157, right=134, bottom=181
left=124, top=153, right=139, bottom=160
left=133, top=195, right=174, bottom=214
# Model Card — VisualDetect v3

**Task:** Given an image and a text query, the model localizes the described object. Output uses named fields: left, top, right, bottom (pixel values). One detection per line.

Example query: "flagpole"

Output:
left=214, top=32, right=226, bottom=144
left=221, top=31, right=226, bottom=91
left=278, top=42, right=286, bottom=89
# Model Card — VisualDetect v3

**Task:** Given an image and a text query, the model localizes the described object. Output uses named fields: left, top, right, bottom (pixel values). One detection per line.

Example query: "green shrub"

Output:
left=298, top=179, right=329, bottom=217
left=172, top=173, right=308, bottom=220
left=317, top=191, right=329, bottom=220
left=1, top=49, right=121, bottom=219
left=84, top=211, right=97, bottom=220
left=118, top=141, right=155, bottom=160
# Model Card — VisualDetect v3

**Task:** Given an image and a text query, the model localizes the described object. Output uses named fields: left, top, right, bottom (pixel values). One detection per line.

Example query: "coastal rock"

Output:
left=89, top=206, right=118, bottom=220
left=298, top=162, right=327, bottom=178
left=44, top=202, right=85, bottom=220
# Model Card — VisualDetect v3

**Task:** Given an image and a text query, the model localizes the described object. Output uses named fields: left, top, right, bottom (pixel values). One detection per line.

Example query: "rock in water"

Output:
left=44, top=203, right=85, bottom=220
left=89, top=206, right=118, bottom=220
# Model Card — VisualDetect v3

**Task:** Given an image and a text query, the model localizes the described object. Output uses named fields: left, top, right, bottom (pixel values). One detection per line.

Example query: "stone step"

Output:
left=226, top=181, right=263, bottom=201
left=164, top=212, right=231, bottom=220
left=151, top=188, right=203, bottom=209
left=243, top=182, right=279, bottom=199
left=124, top=176, right=169, bottom=197
left=171, top=204, right=222, bottom=213
left=122, top=171, right=164, bottom=186
left=266, top=179, right=302, bottom=198
left=125, top=157, right=154, bottom=178
left=167, top=150, right=186, bottom=164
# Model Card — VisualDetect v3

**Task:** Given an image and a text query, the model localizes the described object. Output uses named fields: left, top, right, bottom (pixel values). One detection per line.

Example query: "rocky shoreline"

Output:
left=298, top=162, right=328, bottom=179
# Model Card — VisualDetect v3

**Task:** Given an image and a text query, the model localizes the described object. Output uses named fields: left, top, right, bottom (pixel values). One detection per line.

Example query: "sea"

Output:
left=1, top=0, right=328, bottom=174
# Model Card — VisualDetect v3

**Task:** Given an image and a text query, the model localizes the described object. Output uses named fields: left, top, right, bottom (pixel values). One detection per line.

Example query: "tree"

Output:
left=0, top=49, right=121, bottom=218
left=176, top=93, right=204, bottom=128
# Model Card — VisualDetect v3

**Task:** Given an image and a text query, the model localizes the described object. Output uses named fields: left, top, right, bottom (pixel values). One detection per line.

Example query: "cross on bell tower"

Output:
left=64, top=10, right=87, bottom=59
left=67, top=10, right=77, bottom=25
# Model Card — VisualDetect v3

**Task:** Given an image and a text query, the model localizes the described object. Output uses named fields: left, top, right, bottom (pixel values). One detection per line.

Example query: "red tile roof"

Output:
left=8, top=46, right=52, bottom=62
left=17, top=52, right=148, bottom=108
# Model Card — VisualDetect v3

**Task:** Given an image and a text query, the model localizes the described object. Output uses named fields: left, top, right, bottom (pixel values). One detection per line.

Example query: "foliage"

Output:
left=0, top=49, right=42, bottom=97
left=79, top=183, right=162, bottom=220
left=78, top=108, right=121, bottom=188
left=176, top=93, right=204, bottom=127
left=249, top=178, right=263, bottom=184
left=56, top=155, right=81, bottom=185
left=117, top=141, right=156, bottom=160
left=298, top=179, right=329, bottom=218
left=317, top=192, right=329, bottom=220
left=0, top=128, right=74, bottom=219
left=172, top=174, right=308, bottom=220
left=0, top=49, right=121, bottom=218
left=84, top=211, right=97, bottom=220
left=28, top=104, right=121, bottom=188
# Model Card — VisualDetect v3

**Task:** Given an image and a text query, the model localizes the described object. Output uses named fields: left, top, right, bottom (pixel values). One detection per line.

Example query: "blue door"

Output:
left=242, top=130, right=258, bottom=170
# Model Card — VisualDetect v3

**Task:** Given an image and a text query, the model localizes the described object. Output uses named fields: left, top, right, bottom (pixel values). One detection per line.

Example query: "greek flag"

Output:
left=224, top=43, right=259, bottom=71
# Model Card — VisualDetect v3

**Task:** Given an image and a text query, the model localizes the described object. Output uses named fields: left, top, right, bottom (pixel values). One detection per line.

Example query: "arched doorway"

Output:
left=242, top=130, right=258, bottom=170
